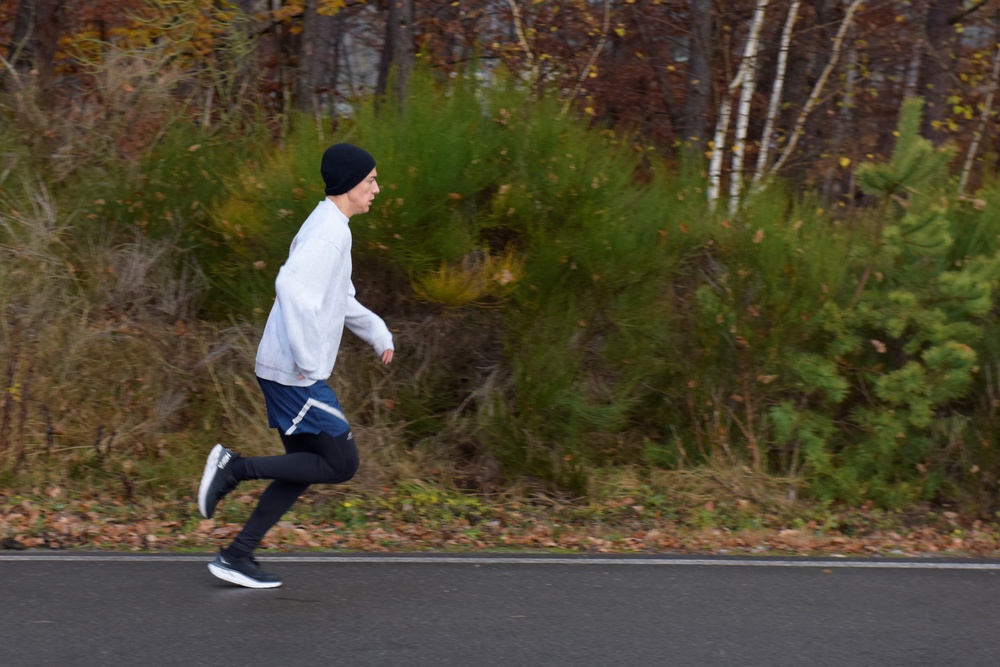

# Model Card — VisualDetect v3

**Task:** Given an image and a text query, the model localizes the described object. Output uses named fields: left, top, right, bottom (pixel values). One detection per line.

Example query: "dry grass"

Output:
left=0, top=179, right=227, bottom=483
left=0, top=179, right=451, bottom=496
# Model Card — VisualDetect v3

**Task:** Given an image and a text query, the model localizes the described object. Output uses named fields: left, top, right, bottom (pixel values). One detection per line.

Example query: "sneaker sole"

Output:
left=197, top=444, right=224, bottom=518
left=208, top=562, right=282, bottom=589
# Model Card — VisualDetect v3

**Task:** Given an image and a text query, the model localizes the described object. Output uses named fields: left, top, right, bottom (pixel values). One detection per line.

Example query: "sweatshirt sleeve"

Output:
left=345, top=280, right=394, bottom=355
left=274, top=237, right=344, bottom=377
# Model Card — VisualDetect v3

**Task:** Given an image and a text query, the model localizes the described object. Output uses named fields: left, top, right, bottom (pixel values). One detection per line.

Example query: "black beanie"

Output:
left=321, top=143, right=376, bottom=196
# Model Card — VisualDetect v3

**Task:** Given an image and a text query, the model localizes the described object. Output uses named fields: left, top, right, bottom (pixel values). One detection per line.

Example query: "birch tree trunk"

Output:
left=729, top=0, right=771, bottom=214
left=753, top=0, right=800, bottom=186
left=904, top=38, right=924, bottom=99
left=708, top=0, right=769, bottom=211
left=707, top=80, right=737, bottom=210
left=506, top=0, right=540, bottom=96
left=959, top=36, right=1000, bottom=194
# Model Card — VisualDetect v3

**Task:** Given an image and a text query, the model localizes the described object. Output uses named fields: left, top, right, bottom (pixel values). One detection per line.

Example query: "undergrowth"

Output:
left=3, top=64, right=1000, bottom=525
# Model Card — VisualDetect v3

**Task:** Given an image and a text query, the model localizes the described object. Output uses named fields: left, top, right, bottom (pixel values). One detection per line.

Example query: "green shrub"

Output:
left=768, top=99, right=1000, bottom=506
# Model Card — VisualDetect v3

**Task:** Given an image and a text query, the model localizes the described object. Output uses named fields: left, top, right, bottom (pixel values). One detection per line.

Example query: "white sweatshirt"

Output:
left=255, top=199, right=394, bottom=386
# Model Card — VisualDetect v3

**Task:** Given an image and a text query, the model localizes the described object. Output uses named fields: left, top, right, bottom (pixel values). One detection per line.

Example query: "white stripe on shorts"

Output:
left=284, top=398, right=348, bottom=436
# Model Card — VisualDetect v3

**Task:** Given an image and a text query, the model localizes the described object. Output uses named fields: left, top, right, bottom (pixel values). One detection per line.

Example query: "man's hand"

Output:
left=381, top=349, right=394, bottom=365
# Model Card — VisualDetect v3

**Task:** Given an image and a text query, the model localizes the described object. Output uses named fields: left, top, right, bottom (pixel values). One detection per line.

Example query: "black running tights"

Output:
left=226, top=429, right=358, bottom=558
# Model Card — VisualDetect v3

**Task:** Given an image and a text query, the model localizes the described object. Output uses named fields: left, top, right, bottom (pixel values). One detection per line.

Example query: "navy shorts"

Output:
left=256, top=377, right=350, bottom=437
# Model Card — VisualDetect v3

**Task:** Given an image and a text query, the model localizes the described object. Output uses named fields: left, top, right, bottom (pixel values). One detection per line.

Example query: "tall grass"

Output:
left=0, top=53, right=279, bottom=496
left=1, top=178, right=202, bottom=488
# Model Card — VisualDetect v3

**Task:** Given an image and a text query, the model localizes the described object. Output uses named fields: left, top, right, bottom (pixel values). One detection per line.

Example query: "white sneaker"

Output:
left=208, top=551, right=282, bottom=589
left=197, top=444, right=239, bottom=519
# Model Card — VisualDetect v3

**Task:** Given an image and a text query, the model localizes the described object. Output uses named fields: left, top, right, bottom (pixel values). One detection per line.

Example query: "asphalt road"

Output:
left=2, top=553, right=999, bottom=667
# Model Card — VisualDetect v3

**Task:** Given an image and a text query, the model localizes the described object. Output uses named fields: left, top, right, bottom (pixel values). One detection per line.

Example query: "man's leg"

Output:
left=225, top=479, right=310, bottom=558
left=226, top=429, right=358, bottom=557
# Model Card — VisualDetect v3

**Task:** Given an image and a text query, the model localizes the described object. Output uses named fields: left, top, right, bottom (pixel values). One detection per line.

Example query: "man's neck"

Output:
left=327, top=195, right=353, bottom=219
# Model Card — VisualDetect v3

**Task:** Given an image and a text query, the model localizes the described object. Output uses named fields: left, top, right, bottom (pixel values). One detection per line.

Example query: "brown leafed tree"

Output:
left=4, top=0, right=1000, bottom=196
left=377, top=0, right=414, bottom=107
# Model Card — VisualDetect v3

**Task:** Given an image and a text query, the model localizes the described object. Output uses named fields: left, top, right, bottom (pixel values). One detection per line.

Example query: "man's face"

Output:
left=344, top=167, right=379, bottom=216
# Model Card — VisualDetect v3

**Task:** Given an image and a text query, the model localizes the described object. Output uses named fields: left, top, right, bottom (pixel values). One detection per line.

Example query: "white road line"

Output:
left=0, top=553, right=999, bottom=569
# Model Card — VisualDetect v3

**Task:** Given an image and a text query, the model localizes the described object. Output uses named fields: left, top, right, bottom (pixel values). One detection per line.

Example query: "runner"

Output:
left=198, top=143, right=394, bottom=588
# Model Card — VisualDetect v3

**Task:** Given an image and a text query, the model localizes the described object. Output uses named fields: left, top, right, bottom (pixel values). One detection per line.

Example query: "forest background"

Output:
left=3, top=0, right=1000, bottom=556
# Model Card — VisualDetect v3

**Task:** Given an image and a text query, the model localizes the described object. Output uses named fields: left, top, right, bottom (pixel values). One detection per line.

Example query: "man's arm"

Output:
left=274, top=238, right=340, bottom=377
left=344, top=281, right=394, bottom=362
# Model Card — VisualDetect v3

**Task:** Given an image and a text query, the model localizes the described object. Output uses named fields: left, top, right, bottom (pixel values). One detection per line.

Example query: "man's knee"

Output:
left=340, top=434, right=360, bottom=482
left=324, top=429, right=359, bottom=483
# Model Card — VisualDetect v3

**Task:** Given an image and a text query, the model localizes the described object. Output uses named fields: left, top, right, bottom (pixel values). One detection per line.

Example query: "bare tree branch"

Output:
left=559, top=0, right=611, bottom=119
left=769, top=0, right=865, bottom=177
left=753, top=0, right=801, bottom=186
left=949, top=0, right=997, bottom=25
